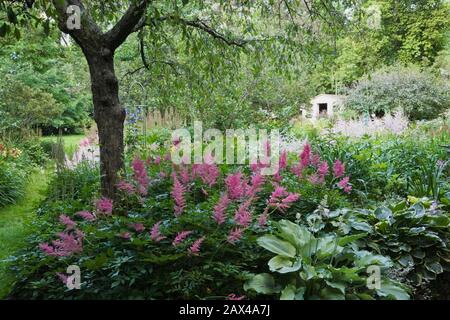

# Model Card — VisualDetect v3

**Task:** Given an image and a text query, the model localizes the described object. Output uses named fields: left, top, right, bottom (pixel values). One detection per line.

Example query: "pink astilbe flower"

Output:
left=57, top=272, right=68, bottom=285
left=76, top=211, right=96, bottom=221
left=300, top=143, right=311, bottom=167
left=268, top=186, right=300, bottom=212
left=179, top=167, right=191, bottom=185
left=154, top=156, right=161, bottom=165
left=279, top=150, right=287, bottom=170
left=290, top=163, right=303, bottom=177
left=225, top=171, right=246, bottom=200
left=130, top=223, right=145, bottom=233
left=227, top=294, right=246, bottom=300
left=213, top=194, right=230, bottom=225
left=117, top=180, right=135, bottom=194
left=338, top=176, right=352, bottom=193
left=188, top=237, right=205, bottom=255
left=268, top=186, right=287, bottom=203
left=311, top=153, right=321, bottom=167
left=120, top=232, right=131, bottom=239
left=95, top=197, right=113, bottom=215
left=227, top=228, right=244, bottom=244
left=234, top=200, right=252, bottom=227
left=192, top=162, right=219, bottom=187
left=172, top=231, right=193, bottom=246
left=39, top=230, right=84, bottom=257
left=164, top=153, right=171, bottom=161
left=309, top=174, right=324, bottom=185
left=246, top=173, right=265, bottom=198
left=79, top=138, right=90, bottom=148
left=132, top=158, right=149, bottom=196
left=150, top=221, right=166, bottom=242
left=39, top=243, right=55, bottom=255
left=333, top=160, right=345, bottom=178
left=258, top=213, right=268, bottom=228
left=159, top=171, right=167, bottom=179
left=59, top=214, right=76, bottom=230
left=171, top=173, right=186, bottom=217
left=317, top=161, right=329, bottom=177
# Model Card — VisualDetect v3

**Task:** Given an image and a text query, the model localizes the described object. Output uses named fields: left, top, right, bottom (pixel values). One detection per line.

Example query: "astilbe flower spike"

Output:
left=95, top=197, right=113, bottom=215
left=132, top=157, right=149, bottom=196
left=333, top=160, right=345, bottom=178
left=317, top=161, right=329, bottom=177
left=246, top=173, right=265, bottom=198
left=227, top=227, right=245, bottom=244
left=338, top=176, right=352, bottom=193
left=130, top=223, right=145, bottom=233
left=59, top=214, right=76, bottom=230
left=171, top=173, right=186, bottom=217
left=188, top=237, right=205, bottom=255
left=172, top=231, right=193, bottom=246
left=150, top=221, right=166, bottom=242
left=234, top=200, right=252, bottom=227
left=268, top=186, right=300, bottom=212
left=117, top=180, right=135, bottom=194
left=76, top=211, right=96, bottom=221
left=300, top=143, right=311, bottom=167
left=213, top=194, right=230, bottom=225
left=279, top=150, right=287, bottom=170
left=225, top=171, right=246, bottom=200
left=39, top=230, right=84, bottom=257
left=227, top=294, right=246, bottom=300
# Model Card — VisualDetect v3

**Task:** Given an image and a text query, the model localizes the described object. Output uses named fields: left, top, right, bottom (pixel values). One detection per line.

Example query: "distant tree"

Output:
left=345, top=65, right=450, bottom=120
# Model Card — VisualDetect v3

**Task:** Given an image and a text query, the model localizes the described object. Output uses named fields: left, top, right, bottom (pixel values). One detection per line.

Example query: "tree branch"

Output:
left=104, top=0, right=149, bottom=50
left=51, top=0, right=103, bottom=54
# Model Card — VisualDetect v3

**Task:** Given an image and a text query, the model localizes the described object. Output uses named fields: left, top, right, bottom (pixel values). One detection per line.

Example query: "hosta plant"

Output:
left=244, top=220, right=410, bottom=300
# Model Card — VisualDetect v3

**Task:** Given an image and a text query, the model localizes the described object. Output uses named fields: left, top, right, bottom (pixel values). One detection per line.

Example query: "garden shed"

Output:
left=309, top=94, right=344, bottom=120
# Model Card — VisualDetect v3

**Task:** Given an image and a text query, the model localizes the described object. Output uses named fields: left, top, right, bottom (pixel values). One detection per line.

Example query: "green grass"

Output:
left=0, top=168, right=51, bottom=298
left=41, top=134, right=85, bottom=158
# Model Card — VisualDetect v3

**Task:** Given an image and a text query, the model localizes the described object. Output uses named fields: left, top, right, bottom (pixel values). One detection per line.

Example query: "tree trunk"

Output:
left=86, top=50, right=125, bottom=199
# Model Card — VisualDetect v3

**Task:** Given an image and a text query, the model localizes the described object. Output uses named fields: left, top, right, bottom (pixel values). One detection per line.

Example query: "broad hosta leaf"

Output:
left=257, top=235, right=296, bottom=258
left=375, top=206, right=394, bottom=224
left=325, top=281, right=346, bottom=294
left=398, top=254, right=414, bottom=267
left=354, top=250, right=393, bottom=268
left=268, top=256, right=302, bottom=274
left=425, top=261, right=443, bottom=274
left=337, top=233, right=367, bottom=247
left=277, top=219, right=313, bottom=249
left=244, top=273, right=280, bottom=295
left=316, top=236, right=343, bottom=259
left=376, top=279, right=410, bottom=300
left=280, top=284, right=305, bottom=300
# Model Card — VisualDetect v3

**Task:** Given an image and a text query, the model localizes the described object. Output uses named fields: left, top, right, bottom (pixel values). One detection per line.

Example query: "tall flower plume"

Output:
left=172, top=231, right=193, bottom=246
left=213, top=194, right=230, bottom=225
left=132, top=157, right=149, bottom=196
left=188, top=237, right=205, bottom=255
left=150, top=221, right=166, bottom=242
left=234, top=200, right=252, bottom=227
left=225, top=171, right=246, bottom=200
left=333, top=160, right=345, bottom=178
left=171, top=173, right=186, bottom=217
left=227, top=227, right=244, bottom=244
left=95, top=197, right=113, bottom=215
left=39, top=230, right=84, bottom=257
left=300, top=143, right=311, bottom=167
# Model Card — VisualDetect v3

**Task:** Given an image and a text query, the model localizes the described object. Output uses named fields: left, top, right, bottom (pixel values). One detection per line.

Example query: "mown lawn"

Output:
left=0, top=168, right=51, bottom=298
left=40, top=134, right=85, bottom=158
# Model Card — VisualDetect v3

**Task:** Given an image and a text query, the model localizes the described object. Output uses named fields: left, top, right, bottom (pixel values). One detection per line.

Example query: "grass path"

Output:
left=0, top=168, right=51, bottom=298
